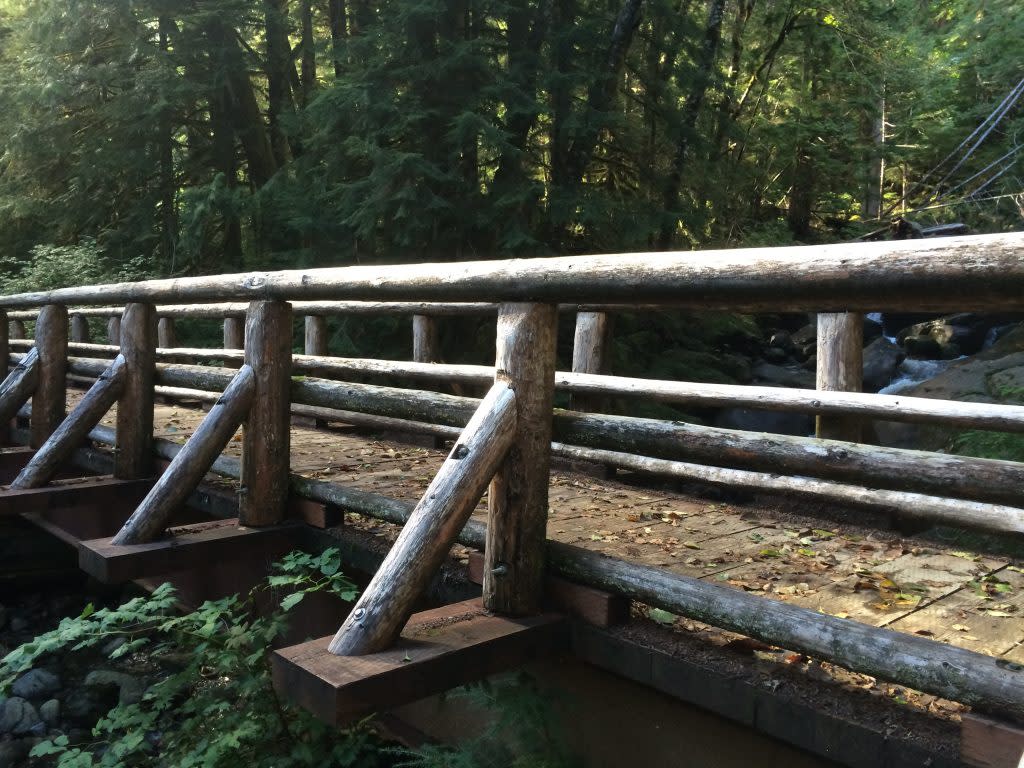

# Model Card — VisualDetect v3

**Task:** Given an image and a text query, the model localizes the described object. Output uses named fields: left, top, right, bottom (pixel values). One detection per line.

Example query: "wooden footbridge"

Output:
left=3, top=232, right=1024, bottom=766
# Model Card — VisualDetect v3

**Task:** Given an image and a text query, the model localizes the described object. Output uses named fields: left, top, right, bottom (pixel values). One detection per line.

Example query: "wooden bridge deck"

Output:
left=84, top=393, right=1024, bottom=672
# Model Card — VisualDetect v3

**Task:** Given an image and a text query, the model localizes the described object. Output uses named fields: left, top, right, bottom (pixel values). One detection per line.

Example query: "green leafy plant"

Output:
left=2, top=548, right=387, bottom=768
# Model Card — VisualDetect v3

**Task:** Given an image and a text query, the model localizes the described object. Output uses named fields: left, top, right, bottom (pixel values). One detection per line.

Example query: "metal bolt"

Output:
left=491, top=563, right=509, bottom=577
left=452, top=444, right=469, bottom=460
left=353, top=608, right=365, bottom=619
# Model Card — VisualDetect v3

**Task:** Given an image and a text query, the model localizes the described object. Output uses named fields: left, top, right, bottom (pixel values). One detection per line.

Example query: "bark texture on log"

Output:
left=111, top=365, right=255, bottom=544
left=1, top=232, right=1021, bottom=309
left=816, top=312, right=864, bottom=441
left=31, top=305, right=67, bottom=448
left=116, top=303, right=157, bottom=480
left=12, top=356, right=125, bottom=488
left=241, top=301, right=293, bottom=526
left=329, top=382, right=517, bottom=655
left=485, top=303, right=558, bottom=615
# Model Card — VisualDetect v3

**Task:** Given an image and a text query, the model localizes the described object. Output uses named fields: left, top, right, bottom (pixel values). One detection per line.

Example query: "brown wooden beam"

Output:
left=116, top=303, right=157, bottom=480
left=0, top=476, right=152, bottom=516
left=79, top=518, right=298, bottom=583
left=273, top=598, right=567, bottom=726
left=816, top=312, right=864, bottom=441
left=961, top=713, right=1024, bottom=767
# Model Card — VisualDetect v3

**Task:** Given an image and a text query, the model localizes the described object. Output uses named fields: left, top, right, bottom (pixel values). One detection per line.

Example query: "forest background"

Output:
left=0, top=0, right=1020, bottom=376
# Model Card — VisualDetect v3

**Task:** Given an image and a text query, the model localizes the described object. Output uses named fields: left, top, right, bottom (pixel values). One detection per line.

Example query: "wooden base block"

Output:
left=467, top=551, right=629, bottom=628
left=78, top=518, right=299, bottom=583
left=271, top=598, right=568, bottom=726
left=288, top=495, right=341, bottom=529
left=0, top=476, right=152, bottom=516
left=962, top=713, right=1024, bottom=768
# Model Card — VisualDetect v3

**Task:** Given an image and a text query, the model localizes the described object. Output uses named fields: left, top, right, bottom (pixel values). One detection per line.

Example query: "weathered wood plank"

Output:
left=274, top=598, right=567, bottom=726
left=241, top=301, right=293, bottom=527
left=80, top=518, right=297, bottom=583
left=485, top=303, right=558, bottom=615
left=303, top=315, right=326, bottom=356
left=12, top=357, right=125, bottom=488
left=31, top=305, right=67, bottom=448
left=111, top=366, right=255, bottom=544
left=329, top=382, right=517, bottom=655
left=412, top=314, right=439, bottom=363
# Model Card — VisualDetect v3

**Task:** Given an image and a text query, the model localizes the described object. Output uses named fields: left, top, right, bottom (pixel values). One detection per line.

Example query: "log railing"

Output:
left=2, top=231, right=1024, bottom=718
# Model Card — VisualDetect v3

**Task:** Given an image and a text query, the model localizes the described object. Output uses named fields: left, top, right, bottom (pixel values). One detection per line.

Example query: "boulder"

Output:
left=873, top=325, right=1024, bottom=450
left=12, top=669, right=60, bottom=700
left=39, top=699, right=60, bottom=726
left=751, top=362, right=815, bottom=390
left=862, top=338, right=906, bottom=393
left=0, top=697, right=41, bottom=736
left=84, top=670, right=145, bottom=705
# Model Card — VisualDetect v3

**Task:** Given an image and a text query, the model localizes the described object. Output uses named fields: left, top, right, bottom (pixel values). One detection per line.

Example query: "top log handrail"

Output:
left=6, top=301, right=503, bottom=320
left=0, top=232, right=1022, bottom=310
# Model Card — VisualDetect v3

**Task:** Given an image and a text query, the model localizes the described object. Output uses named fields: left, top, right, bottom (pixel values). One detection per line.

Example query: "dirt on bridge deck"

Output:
left=85, top=394, right=1024, bottom=751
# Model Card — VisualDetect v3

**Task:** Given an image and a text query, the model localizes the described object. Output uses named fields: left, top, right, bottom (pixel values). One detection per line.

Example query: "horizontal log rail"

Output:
left=0, top=232, right=1021, bottom=310
left=15, top=343, right=1024, bottom=434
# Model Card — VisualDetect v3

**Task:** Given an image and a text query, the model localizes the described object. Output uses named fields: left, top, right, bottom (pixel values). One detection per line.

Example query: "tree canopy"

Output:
left=0, top=0, right=1019, bottom=287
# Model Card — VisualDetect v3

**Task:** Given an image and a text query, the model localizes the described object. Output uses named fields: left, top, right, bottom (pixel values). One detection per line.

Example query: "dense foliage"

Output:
left=0, top=0, right=1019, bottom=290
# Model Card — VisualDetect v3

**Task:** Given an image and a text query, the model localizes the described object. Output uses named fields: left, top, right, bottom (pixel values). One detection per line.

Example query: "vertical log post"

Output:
left=70, top=314, right=91, bottom=343
left=304, top=315, right=327, bottom=356
left=116, top=303, right=157, bottom=480
left=240, top=301, right=293, bottom=527
left=31, top=305, right=68, bottom=449
left=223, top=316, right=245, bottom=371
left=0, top=310, right=8, bottom=444
left=570, top=311, right=614, bottom=412
left=107, top=316, right=121, bottom=346
left=816, top=312, right=864, bottom=442
left=9, top=320, right=25, bottom=341
left=412, top=314, right=440, bottom=363
left=224, top=316, right=244, bottom=350
left=157, top=317, right=176, bottom=349
left=484, top=303, right=558, bottom=616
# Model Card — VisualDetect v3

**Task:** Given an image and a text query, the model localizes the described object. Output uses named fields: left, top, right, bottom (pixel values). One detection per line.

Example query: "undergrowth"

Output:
left=0, top=549, right=581, bottom=768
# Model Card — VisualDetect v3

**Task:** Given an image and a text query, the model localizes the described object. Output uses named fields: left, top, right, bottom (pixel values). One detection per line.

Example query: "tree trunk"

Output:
left=656, top=0, right=726, bottom=249
left=264, top=0, right=296, bottom=165
left=328, top=0, right=346, bottom=79
left=300, top=0, right=317, bottom=105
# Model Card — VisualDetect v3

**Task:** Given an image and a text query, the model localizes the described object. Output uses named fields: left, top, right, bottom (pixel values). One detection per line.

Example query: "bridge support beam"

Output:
left=570, top=311, right=613, bottom=412
left=223, top=316, right=244, bottom=350
left=304, top=315, right=327, bottom=356
left=31, top=305, right=67, bottom=448
left=485, top=303, right=558, bottom=616
left=241, top=300, right=293, bottom=527
left=329, top=381, right=517, bottom=655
